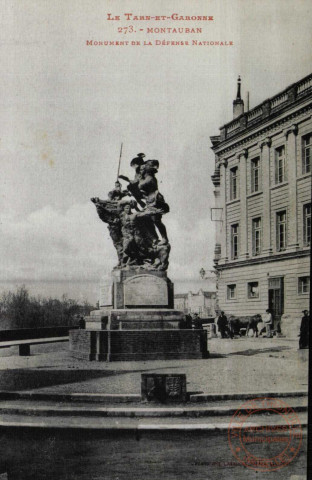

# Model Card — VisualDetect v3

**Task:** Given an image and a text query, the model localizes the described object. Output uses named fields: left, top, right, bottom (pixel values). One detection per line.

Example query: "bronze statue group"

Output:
left=91, top=153, right=170, bottom=271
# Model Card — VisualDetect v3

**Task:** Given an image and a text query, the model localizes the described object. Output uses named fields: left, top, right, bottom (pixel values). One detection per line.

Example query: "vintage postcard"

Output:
left=0, top=0, right=310, bottom=478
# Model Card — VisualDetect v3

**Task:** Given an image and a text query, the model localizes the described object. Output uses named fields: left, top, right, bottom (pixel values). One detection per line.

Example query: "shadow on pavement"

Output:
left=208, top=345, right=292, bottom=358
left=0, top=364, right=192, bottom=391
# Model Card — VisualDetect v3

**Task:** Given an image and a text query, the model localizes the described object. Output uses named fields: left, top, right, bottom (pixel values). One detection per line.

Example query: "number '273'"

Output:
left=118, top=26, right=135, bottom=34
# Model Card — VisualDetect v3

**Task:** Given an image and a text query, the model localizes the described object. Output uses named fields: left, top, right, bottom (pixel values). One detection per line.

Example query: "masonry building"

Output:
left=174, top=289, right=216, bottom=318
left=211, top=74, right=311, bottom=335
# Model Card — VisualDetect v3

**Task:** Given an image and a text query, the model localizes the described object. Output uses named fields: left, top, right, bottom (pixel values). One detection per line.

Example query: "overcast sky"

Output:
left=0, top=0, right=311, bottom=304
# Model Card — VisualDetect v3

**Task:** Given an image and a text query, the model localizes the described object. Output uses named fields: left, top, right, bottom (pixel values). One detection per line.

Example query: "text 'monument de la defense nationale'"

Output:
left=211, top=73, right=311, bottom=336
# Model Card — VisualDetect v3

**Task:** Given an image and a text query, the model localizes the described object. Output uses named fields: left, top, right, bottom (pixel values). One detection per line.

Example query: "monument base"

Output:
left=112, top=269, right=174, bottom=309
left=70, top=269, right=208, bottom=362
left=85, top=308, right=184, bottom=330
left=70, top=329, right=208, bottom=362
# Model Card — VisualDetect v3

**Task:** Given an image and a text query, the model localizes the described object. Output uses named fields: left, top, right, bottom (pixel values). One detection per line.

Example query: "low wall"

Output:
left=70, top=329, right=208, bottom=361
left=0, top=326, right=79, bottom=342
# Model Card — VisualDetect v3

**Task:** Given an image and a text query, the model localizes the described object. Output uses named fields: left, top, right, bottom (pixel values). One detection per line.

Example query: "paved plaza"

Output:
left=0, top=336, right=307, bottom=396
left=0, top=336, right=308, bottom=480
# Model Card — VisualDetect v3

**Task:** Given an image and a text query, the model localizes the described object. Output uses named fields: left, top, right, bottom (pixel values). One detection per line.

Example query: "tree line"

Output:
left=0, top=286, right=94, bottom=329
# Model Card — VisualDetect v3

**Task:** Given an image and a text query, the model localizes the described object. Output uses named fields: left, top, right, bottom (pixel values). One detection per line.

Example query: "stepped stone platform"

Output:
left=70, top=269, right=208, bottom=362
left=85, top=309, right=184, bottom=330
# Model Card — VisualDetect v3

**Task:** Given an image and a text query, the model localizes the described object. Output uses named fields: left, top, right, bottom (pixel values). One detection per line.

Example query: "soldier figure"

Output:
left=108, top=181, right=129, bottom=201
left=118, top=153, right=146, bottom=208
left=119, top=203, right=139, bottom=266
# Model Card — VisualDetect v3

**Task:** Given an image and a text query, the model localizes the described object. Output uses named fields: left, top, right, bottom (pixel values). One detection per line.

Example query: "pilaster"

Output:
left=238, top=149, right=248, bottom=259
left=219, top=160, right=228, bottom=262
left=258, top=137, right=272, bottom=254
left=213, top=187, right=222, bottom=263
left=284, top=124, right=299, bottom=251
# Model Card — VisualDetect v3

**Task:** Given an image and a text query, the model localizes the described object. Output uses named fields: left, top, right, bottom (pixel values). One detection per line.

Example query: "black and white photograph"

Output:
left=0, top=0, right=311, bottom=478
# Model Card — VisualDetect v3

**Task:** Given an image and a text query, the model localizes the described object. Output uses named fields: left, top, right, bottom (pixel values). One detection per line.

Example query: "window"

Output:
left=303, top=204, right=311, bottom=246
left=251, top=157, right=260, bottom=192
left=252, top=217, right=262, bottom=256
left=276, top=211, right=287, bottom=251
left=275, top=146, right=286, bottom=184
left=298, top=276, right=310, bottom=295
left=302, top=134, right=311, bottom=174
left=227, top=284, right=236, bottom=300
left=231, top=224, right=239, bottom=259
left=230, top=167, right=238, bottom=200
left=248, top=282, right=259, bottom=299
left=269, top=277, right=282, bottom=289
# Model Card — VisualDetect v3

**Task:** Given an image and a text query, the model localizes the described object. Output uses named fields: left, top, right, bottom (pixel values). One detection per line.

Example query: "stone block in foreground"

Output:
left=141, top=373, right=187, bottom=402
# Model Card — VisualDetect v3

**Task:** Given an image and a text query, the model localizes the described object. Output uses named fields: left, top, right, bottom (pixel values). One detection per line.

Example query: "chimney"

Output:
left=233, top=76, right=244, bottom=119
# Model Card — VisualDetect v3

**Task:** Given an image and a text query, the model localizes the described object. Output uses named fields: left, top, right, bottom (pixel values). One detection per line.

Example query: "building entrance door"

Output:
left=268, top=277, right=284, bottom=328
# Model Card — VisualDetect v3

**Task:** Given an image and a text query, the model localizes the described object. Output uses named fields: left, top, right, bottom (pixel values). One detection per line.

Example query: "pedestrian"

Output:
left=185, top=314, right=193, bottom=329
left=217, top=311, right=228, bottom=338
left=299, top=310, right=309, bottom=349
left=78, top=316, right=85, bottom=329
left=227, top=317, right=235, bottom=338
left=262, top=309, right=273, bottom=338
left=179, top=317, right=186, bottom=329
left=193, top=313, right=203, bottom=330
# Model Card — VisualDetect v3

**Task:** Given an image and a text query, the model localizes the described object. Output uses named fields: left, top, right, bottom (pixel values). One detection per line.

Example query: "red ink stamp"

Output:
left=228, top=397, right=303, bottom=471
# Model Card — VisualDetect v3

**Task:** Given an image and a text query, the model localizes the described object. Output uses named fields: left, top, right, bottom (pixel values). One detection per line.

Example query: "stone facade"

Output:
left=174, top=289, right=217, bottom=317
left=211, top=74, right=311, bottom=335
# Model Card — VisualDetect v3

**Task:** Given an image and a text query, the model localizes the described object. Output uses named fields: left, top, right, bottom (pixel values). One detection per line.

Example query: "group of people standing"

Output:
left=178, top=309, right=310, bottom=349
left=179, top=313, right=203, bottom=330
left=216, top=309, right=310, bottom=348
left=216, top=309, right=274, bottom=339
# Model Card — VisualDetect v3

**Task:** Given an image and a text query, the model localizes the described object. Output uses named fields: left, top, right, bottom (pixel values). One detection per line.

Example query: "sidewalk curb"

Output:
left=190, top=391, right=308, bottom=402
left=0, top=419, right=307, bottom=433
left=0, top=404, right=307, bottom=418
left=0, top=390, right=307, bottom=404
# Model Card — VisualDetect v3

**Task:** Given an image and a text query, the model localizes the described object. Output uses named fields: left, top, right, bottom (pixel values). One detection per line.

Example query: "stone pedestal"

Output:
left=70, top=269, right=208, bottom=362
left=112, top=269, right=174, bottom=309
